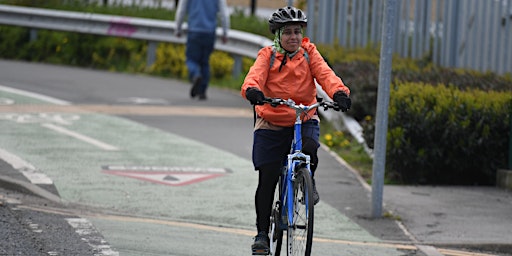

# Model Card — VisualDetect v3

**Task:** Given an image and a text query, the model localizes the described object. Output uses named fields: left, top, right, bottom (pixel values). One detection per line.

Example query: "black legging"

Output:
left=254, top=139, right=318, bottom=233
left=255, top=162, right=282, bottom=233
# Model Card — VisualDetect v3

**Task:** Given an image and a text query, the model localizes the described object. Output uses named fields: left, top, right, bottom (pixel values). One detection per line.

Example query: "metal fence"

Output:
left=306, top=0, right=512, bottom=75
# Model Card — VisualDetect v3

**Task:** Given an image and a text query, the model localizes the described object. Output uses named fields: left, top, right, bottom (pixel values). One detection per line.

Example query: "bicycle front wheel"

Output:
left=287, top=167, right=314, bottom=256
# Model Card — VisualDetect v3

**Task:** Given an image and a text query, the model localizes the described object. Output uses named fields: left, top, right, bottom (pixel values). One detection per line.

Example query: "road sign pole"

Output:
left=371, top=0, right=398, bottom=218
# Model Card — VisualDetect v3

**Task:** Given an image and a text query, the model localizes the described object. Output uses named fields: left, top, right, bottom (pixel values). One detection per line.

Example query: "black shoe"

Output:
left=251, top=231, right=269, bottom=255
left=312, top=178, right=320, bottom=205
left=190, top=75, right=202, bottom=98
left=198, top=93, right=207, bottom=100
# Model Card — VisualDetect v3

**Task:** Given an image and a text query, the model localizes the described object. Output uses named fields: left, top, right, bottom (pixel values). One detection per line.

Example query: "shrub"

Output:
left=229, top=8, right=271, bottom=39
left=89, top=36, right=146, bottom=72
left=325, top=47, right=512, bottom=123
left=149, top=43, right=235, bottom=80
left=330, top=60, right=379, bottom=122
left=0, top=25, right=29, bottom=59
left=210, top=51, right=234, bottom=79
left=373, top=82, right=512, bottom=185
left=149, top=43, right=187, bottom=78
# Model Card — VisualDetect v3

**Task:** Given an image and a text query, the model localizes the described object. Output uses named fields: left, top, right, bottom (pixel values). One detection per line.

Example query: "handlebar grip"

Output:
left=263, top=97, right=283, bottom=107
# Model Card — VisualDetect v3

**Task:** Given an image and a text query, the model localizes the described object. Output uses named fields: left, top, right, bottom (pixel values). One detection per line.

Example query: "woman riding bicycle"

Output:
left=240, top=6, right=352, bottom=253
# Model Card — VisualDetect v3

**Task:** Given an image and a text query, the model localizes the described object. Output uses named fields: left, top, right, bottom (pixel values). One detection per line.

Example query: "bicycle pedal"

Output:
left=252, top=248, right=270, bottom=255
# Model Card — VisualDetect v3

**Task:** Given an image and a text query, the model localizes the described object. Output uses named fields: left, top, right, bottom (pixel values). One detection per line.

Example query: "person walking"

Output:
left=175, top=0, right=230, bottom=100
left=240, top=6, right=351, bottom=254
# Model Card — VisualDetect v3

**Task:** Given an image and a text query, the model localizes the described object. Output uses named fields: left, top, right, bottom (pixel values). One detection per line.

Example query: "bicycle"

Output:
left=254, top=97, right=340, bottom=256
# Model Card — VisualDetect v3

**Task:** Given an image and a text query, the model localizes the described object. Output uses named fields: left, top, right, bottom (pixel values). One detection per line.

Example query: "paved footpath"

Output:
left=0, top=60, right=511, bottom=256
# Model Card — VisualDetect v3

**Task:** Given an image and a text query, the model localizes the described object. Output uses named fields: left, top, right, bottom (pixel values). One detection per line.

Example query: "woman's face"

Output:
left=280, top=24, right=303, bottom=52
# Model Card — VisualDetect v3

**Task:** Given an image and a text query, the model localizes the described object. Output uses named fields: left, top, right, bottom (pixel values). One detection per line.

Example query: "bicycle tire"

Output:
left=287, top=167, right=314, bottom=256
left=269, top=176, right=283, bottom=255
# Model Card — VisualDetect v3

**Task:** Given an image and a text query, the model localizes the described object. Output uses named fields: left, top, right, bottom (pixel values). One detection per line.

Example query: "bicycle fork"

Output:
left=284, top=156, right=311, bottom=228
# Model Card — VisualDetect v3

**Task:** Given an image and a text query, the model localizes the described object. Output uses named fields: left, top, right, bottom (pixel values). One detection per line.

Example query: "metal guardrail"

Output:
left=0, top=4, right=272, bottom=75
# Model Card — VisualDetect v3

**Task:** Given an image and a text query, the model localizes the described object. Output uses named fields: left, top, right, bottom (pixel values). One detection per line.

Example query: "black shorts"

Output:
left=252, top=120, right=320, bottom=170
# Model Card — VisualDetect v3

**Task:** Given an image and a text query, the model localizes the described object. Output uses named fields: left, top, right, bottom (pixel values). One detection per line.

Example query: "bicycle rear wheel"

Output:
left=287, top=167, right=314, bottom=256
left=269, top=176, right=283, bottom=255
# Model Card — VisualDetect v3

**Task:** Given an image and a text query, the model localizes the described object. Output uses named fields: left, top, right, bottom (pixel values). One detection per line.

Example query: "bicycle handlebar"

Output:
left=262, top=97, right=341, bottom=112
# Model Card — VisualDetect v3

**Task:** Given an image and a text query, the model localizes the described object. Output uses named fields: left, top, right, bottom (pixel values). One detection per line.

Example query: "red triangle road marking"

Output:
left=102, top=169, right=226, bottom=186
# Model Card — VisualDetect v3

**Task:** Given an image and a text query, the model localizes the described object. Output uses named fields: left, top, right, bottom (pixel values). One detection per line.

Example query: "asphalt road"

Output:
left=1, top=60, right=511, bottom=256
left=0, top=60, right=413, bottom=256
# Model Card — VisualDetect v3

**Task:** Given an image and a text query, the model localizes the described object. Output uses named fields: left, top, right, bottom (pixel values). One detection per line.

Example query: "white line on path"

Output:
left=0, top=148, right=53, bottom=184
left=66, top=218, right=120, bottom=256
left=41, top=123, right=119, bottom=151
left=0, top=84, right=71, bottom=105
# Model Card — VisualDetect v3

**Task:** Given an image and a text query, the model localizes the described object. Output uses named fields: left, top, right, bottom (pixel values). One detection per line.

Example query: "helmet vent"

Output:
left=268, top=6, right=308, bottom=33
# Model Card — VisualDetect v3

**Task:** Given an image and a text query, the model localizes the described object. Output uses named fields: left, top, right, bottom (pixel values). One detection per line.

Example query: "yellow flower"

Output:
left=324, top=134, right=333, bottom=141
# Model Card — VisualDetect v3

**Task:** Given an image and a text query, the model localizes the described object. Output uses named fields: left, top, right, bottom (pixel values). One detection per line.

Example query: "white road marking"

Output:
left=417, top=245, right=445, bottom=256
left=0, top=148, right=37, bottom=170
left=0, top=113, right=81, bottom=125
left=0, top=148, right=53, bottom=184
left=116, top=97, right=169, bottom=105
left=0, top=104, right=253, bottom=118
left=41, top=123, right=119, bottom=151
left=66, top=218, right=119, bottom=256
left=0, top=97, right=14, bottom=105
left=0, top=84, right=70, bottom=105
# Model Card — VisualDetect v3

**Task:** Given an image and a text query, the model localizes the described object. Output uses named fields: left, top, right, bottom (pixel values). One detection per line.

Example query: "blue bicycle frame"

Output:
left=263, top=97, right=339, bottom=256
left=280, top=102, right=315, bottom=228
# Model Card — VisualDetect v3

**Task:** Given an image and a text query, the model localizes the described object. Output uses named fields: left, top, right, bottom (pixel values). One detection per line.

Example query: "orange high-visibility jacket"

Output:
left=241, top=37, right=350, bottom=127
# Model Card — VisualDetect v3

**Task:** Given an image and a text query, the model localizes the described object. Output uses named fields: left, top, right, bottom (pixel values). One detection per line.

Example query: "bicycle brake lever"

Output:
left=266, top=98, right=281, bottom=107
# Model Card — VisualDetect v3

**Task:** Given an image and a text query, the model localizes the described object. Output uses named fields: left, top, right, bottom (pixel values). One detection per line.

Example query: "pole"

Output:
left=371, top=0, right=397, bottom=218
left=509, top=103, right=512, bottom=169
left=250, top=0, right=256, bottom=16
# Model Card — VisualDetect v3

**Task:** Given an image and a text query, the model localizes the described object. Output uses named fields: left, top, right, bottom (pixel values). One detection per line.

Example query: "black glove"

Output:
left=333, top=91, right=351, bottom=112
left=245, top=87, right=265, bottom=105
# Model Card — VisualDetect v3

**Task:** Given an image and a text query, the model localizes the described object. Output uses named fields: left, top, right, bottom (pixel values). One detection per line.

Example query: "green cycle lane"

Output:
left=0, top=88, right=413, bottom=255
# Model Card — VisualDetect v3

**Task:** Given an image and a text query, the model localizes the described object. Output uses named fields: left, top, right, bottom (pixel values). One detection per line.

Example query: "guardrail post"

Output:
left=146, top=41, right=157, bottom=69
left=509, top=102, right=512, bottom=169
left=232, top=54, right=243, bottom=78
left=29, top=28, right=37, bottom=42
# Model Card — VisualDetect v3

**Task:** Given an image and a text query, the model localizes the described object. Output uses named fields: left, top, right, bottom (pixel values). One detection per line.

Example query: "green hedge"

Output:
left=148, top=43, right=238, bottom=80
left=0, top=25, right=244, bottom=79
left=318, top=44, right=512, bottom=185
left=325, top=52, right=512, bottom=123
left=363, top=82, right=512, bottom=185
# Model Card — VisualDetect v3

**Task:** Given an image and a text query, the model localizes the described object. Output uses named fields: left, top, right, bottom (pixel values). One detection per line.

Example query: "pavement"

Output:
left=0, top=60, right=511, bottom=256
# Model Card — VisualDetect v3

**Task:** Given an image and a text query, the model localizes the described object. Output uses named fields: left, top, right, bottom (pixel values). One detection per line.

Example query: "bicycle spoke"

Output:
left=287, top=167, right=314, bottom=256
left=269, top=176, right=283, bottom=256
